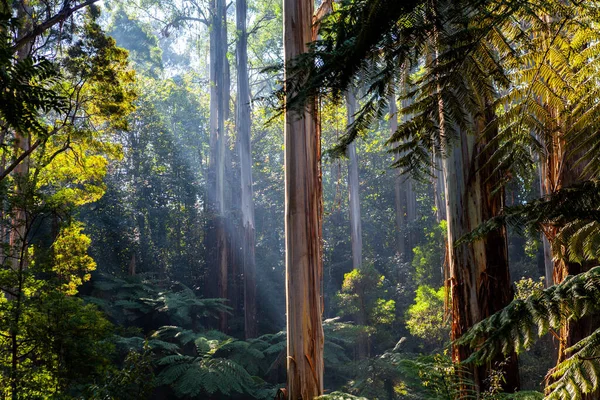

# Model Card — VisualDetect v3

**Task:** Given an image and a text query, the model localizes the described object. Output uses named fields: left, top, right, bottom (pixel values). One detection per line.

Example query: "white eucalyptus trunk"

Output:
left=346, top=90, right=362, bottom=271
left=236, top=0, right=257, bottom=339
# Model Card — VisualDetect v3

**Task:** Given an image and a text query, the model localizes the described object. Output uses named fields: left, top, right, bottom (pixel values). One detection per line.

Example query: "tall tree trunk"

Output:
left=236, top=0, right=257, bottom=339
left=443, top=113, right=519, bottom=393
left=391, top=73, right=417, bottom=263
left=346, top=89, right=368, bottom=359
left=400, top=77, right=417, bottom=262
left=284, top=0, right=324, bottom=396
left=427, top=0, right=518, bottom=390
left=432, top=153, right=446, bottom=223
left=205, top=0, right=230, bottom=332
left=9, top=4, right=33, bottom=395
left=346, top=90, right=362, bottom=271
left=390, top=90, right=407, bottom=261
left=538, top=161, right=553, bottom=287
left=541, top=124, right=596, bottom=397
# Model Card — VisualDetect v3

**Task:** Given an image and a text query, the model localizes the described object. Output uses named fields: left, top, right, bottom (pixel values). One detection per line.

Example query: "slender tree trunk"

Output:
left=236, top=0, right=257, bottom=339
left=390, top=90, right=407, bottom=261
left=346, top=90, right=362, bottom=271
left=391, top=73, right=417, bottom=263
left=346, top=89, right=368, bottom=358
left=404, top=177, right=417, bottom=260
left=400, top=73, right=417, bottom=262
left=9, top=4, right=33, bottom=395
left=284, top=0, right=324, bottom=396
left=537, top=162, right=553, bottom=287
left=432, top=153, right=446, bottom=223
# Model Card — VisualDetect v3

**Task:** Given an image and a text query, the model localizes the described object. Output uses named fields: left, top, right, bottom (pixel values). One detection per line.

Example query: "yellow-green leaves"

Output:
left=52, top=222, right=96, bottom=295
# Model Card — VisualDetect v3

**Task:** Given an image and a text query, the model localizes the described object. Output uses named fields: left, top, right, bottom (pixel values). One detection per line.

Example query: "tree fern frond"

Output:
left=458, top=267, right=600, bottom=366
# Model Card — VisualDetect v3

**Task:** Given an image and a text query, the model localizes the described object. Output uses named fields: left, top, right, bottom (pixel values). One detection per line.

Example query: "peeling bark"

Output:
left=430, top=7, right=518, bottom=388
left=540, top=120, right=596, bottom=396
left=443, top=112, right=519, bottom=393
left=284, top=0, right=324, bottom=396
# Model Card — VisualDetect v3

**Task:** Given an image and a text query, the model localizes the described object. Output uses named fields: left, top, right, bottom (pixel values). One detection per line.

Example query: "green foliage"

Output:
left=83, top=344, right=155, bottom=400
left=0, top=290, right=114, bottom=398
left=87, top=274, right=230, bottom=331
left=458, top=266, right=600, bottom=399
left=0, top=15, right=67, bottom=138
left=335, top=266, right=396, bottom=351
left=405, top=285, right=449, bottom=347
left=62, top=7, right=136, bottom=131
left=317, top=392, right=368, bottom=400
left=150, top=326, right=280, bottom=399
left=411, top=219, right=446, bottom=286
left=514, top=277, right=545, bottom=301
left=106, top=6, right=163, bottom=77
left=459, top=180, right=600, bottom=248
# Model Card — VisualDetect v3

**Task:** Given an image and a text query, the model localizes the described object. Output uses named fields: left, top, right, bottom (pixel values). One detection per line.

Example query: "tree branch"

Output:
left=13, top=0, right=101, bottom=52
left=0, top=138, right=42, bottom=183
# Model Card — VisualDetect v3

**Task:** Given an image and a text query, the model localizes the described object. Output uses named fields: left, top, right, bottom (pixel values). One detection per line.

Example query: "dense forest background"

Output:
left=3, top=0, right=600, bottom=399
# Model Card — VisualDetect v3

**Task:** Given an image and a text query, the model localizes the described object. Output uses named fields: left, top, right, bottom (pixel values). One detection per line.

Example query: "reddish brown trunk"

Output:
left=442, top=109, right=519, bottom=392
left=541, top=124, right=596, bottom=399
left=284, top=0, right=324, bottom=396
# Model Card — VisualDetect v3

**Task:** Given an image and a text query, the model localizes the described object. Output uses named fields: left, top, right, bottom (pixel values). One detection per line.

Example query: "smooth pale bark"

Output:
left=400, top=78, right=417, bottom=261
left=391, top=76, right=417, bottom=263
left=346, top=90, right=368, bottom=359
left=404, top=177, right=417, bottom=260
left=236, top=0, right=257, bottom=339
left=284, top=0, right=324, bottom=397
left=537, top=163, right=553, bottom=287
left=346, top=90, right=362, bottom=271
left=390, top=91, right=407, bottom=260
left=206, top=0, right=230, bottom=332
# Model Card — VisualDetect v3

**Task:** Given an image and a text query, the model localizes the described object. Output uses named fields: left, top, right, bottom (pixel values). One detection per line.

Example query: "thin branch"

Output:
left=13, top=0, right=101, bottom=52
left=0, top=138, right=42, bottom=183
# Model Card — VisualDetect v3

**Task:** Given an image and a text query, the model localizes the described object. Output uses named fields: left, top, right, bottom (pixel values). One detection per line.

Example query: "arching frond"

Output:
left=457, top=267, right=600, bottom=366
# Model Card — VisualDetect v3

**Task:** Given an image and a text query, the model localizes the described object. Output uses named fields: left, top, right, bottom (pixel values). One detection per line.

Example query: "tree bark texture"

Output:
left=284, top=0, right=324, bottom=396
left=540, top=124, right=597, bottom=395
left=391, top=76, right=417, bottom=263
left=443, top=112, right=519, bottom=393
left=236, top=0, right=257, bottom=339
left=346, top=90, right=362, bottom=272
left=205, top=0, right=230, bottom=332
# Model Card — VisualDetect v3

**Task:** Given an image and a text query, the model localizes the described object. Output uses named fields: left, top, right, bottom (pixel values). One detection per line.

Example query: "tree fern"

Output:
left=457, top=267, right=600, bottom=398
left=88, top=274, right=229, bottom=329
left=153, top=331, right=259, bottom=398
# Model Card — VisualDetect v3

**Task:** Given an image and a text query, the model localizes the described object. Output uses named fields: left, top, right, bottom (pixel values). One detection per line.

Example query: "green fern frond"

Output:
left=458, top=266, right=600, bottom=366
left=546, top=327, right=600, bottom=399
left=316, top=392, right=368, bottom=400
